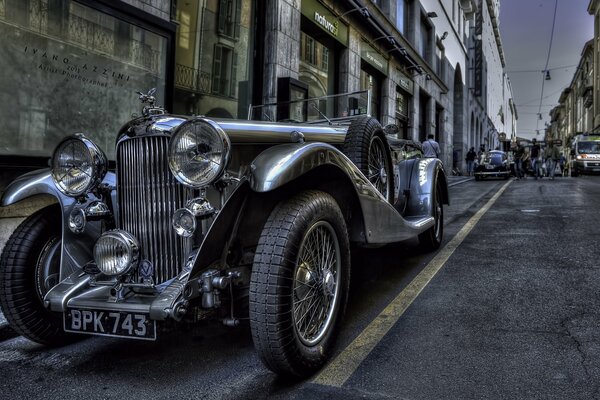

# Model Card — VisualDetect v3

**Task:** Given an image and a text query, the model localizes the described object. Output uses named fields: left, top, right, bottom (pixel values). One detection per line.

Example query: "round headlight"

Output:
left=168, top=119, right=230, bottom=188
left=51, top=134, right=107, bottom=197
left=93, top=230, right=139, bottom=276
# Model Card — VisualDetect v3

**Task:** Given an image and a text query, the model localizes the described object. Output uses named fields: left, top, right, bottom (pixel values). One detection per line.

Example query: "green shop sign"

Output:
left=396, top=69, right=414, bottom=95
left=301, top=0, right=348, bottom=46
left=361, top=40, right=388, bottom=75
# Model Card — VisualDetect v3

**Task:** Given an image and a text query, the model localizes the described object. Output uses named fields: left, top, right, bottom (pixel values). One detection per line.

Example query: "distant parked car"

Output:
left=474, top=150, right=510, bottom=180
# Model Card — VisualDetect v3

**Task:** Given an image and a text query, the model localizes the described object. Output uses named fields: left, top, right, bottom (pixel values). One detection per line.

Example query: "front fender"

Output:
left=248, top=142, right=379, bottom=194
left=404, top=158, right=449, bottom=218
left=2, top=169, right=117, bottom=280
left=1, top=169, right=68, bottom=207
left=249, top=143, right=437, bottom=245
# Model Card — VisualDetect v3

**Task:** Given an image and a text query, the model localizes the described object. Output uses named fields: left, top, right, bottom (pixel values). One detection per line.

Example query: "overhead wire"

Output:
left=536, top=0, right=559, bottom=134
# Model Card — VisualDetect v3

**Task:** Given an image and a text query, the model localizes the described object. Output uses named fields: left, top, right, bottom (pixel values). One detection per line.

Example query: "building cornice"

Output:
left=485, top=0, right=505, bottom=67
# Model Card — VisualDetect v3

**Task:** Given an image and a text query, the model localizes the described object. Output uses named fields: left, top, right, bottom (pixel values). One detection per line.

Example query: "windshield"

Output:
left=577, top=142, right=600, bottom=154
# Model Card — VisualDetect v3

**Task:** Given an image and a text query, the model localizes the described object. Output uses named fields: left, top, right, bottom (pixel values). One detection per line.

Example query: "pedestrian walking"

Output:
left=422, top=134, right=441, bottom=158
left=530, top=138, right=542, bottom=179
left=544, top=140, right=560, bottom=180
left=559, top=152, right=566, bottom=176
left=465, top=147, right=477, bottom=176
left=513, top=143, right=525, bottom=179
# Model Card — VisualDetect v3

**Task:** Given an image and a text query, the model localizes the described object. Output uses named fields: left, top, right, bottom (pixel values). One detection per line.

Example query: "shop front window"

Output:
left=299, top=31, right=333, bottom=99
left=174, top=0, right=255, bottom=119
left=0, top=0, right=168, bottom=159
left=360, top=68, right=380, bottom=120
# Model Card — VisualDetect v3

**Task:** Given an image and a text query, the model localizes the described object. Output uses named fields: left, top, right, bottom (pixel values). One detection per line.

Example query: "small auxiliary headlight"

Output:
left=68, top=207, right=86, bottom=234
left=172, top=198, right=216, bottom=237
left=93, top=230, right=139, bottom=276
left=173, top=208, right=196, bottom=238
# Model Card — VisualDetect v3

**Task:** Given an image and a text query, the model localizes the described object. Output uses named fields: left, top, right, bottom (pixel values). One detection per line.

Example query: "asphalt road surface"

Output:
left=1, top=175, right=599, bottom=400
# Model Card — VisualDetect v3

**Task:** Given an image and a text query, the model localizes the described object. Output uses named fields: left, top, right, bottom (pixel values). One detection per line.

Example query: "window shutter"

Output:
left=212, top=45, right=222, bottom=94
left=230, top=51, right=238, bottom=97
left=218, top=0, right=226, bottom=34
left=234, top=0, right=241, bottom=38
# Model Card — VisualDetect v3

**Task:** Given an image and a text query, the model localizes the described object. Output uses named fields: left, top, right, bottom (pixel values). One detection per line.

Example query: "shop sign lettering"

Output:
left=24, top=46, right=131, bottom=88
left=314, top=11, right=338, bottom=36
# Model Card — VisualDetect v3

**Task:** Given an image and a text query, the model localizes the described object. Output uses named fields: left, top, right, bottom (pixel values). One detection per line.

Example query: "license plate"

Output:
left=485, top=165, right=494, bottom=170
left=64, top=308, right=157, bottom=340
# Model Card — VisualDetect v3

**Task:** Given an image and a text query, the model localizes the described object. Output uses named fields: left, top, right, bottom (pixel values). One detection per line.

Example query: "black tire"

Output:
left=0, top=204, right=76, bottom=345
left=571, top=167, right=579, bottom=177
left=342, top=116, right=394, bottom=203
left=249, top=191, right=350, bottom=377
left=418, top=179, right=444, bottom=251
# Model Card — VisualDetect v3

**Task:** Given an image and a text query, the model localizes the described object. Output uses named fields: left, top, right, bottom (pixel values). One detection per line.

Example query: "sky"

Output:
left=499, top=0, right=594, bottom=140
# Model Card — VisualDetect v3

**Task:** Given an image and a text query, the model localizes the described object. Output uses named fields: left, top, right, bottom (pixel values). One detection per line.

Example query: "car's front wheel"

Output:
left=0, top=204, right=76, bottom=344
left=249, top=191, right=350, bottom=377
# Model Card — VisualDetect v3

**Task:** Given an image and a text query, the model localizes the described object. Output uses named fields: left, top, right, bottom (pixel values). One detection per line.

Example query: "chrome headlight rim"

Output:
left=51, top=134, right=107, bottom=197
left=168, top=118, right=231, bottom=188
left=93, top=230, right=140, bottom=277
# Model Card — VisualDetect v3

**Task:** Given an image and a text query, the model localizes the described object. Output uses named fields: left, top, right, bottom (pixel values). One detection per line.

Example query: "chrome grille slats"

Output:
left=117, top=136, right=192, bottom=284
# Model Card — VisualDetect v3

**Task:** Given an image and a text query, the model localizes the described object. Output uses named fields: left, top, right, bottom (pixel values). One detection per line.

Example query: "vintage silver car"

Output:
left=0, top=90, right=448, bottom=377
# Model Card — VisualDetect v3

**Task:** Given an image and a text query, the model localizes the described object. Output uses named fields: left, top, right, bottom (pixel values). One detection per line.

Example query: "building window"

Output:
left=436, top=43, right=445, bottom=80
left=360, top=67, right=381, bottom=120
left=218, top=0, right=241, bottom=39
left=419, top=16, right=432, bottom=60
left=299, top=31, right=334, bottom=99
left=212, top=44, right=237, bottom=97
left=0, top=0, right=168, bottom=159
left=174, top=0, right=255, bottom=119
left=396, top=0, right=410, bottom=34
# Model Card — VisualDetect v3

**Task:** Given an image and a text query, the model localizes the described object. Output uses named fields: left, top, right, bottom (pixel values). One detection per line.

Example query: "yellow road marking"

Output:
left=313, top=180, right=512, bottom=387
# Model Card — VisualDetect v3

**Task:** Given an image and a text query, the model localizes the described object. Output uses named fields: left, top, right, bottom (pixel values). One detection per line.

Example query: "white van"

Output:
left=570, top=133, right=600, bottom=176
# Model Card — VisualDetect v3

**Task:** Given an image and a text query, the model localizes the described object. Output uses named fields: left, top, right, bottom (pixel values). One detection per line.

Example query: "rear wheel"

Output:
left=0, top=204, right=76, bottom=344
left=418, top=180, right=444, bottom=251
left=249, top=191, right=350, bottom=377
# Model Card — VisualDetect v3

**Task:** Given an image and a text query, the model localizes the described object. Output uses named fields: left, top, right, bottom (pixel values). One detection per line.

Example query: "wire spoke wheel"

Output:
left=368, top=136, right=388, bottom=198
left=292, top=221, right=341, bottom=346
left=250, top=190, right=350, bottom=377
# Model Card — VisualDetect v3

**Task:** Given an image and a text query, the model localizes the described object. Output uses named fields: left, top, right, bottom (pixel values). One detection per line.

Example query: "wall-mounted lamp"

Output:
left=427, top=11, right=438, bottom=18
left=338, top=6, right=370, bottom=19
left=545, top=70, right=551, bottom=80
left=373, top=35, right=396, bottom=45
left=440, top=31, right=448, bottom=41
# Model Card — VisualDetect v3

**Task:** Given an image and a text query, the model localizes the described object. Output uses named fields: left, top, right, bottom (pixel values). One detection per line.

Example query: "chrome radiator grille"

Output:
left=117, top=136, right=192, bottom=284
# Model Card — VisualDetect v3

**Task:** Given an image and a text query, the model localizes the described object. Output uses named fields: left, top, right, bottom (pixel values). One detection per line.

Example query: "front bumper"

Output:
left=474, top=166, right=510, bottom=177
left=44, top=268, right=190, bottom=321
left=574, top=160, right=600, bottom=174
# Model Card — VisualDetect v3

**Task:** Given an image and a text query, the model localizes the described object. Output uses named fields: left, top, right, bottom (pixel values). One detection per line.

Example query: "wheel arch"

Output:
left=188, top=164, right=366, bottom=282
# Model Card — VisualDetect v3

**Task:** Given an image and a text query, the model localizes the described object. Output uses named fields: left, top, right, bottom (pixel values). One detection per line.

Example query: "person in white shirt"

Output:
left=422, top=134, right=441, bottom=158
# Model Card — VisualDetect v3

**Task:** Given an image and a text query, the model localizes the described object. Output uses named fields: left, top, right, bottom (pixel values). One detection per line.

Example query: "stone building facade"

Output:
left=0, top=0, right=517, bottom=192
